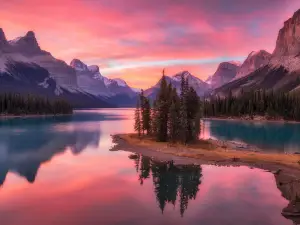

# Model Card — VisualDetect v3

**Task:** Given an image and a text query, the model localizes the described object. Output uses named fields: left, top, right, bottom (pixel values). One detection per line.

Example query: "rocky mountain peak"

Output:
left=25, top=31, right=35, bottom=38
left=272, top=10, right=300, bottom=57
left=9, top=30, right=41, bottom=54
left=70, top=59, right=88, bottom=72
left=0, top=28, right=7, bottom=44
left=173, top=71, right=192, bottom=81
left=113, top=78, right=128, bottom=87
left=235, top=50, right=271, bottom=79
left=218, top=61, right=240, bottom=69
left=88, top=65, right=100, bottom=73
left=210, top=61, right=240, bottom=89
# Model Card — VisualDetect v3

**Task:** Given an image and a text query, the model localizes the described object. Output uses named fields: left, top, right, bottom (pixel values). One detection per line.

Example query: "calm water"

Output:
left=202, top=119, right=300, bottom=153
left=0, top=109, right=295, bottom=225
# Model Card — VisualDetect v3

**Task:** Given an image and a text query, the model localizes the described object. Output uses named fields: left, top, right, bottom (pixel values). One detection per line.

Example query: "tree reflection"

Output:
left=129, top=154, right=202, bottom=216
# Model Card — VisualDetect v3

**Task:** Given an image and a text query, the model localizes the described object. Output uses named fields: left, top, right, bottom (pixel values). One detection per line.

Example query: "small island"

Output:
left=0, top=93, right=73, bottom=117
left=112, top=71, right=300, bottom=219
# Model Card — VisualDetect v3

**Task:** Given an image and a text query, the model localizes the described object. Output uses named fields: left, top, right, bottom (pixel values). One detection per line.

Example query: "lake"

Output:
left=0, top=109, right=296, bottom=225
left=201, top=119, right=300, bottom=153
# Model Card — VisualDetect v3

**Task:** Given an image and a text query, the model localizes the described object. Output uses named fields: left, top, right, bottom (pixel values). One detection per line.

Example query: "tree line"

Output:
left=0, top=93, right=73, bottom=115
left=134, top=70, right=202, bottom=144
left=204, top=89, right=300, bottom=121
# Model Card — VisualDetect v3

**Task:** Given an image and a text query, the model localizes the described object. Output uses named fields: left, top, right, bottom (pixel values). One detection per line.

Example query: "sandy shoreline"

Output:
left=111, top=134, right=300, bottom=177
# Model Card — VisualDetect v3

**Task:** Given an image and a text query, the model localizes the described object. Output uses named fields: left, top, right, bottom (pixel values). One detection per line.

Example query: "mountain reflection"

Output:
left=129, top=154, right=202, bottom=216
left=0, top=119, right=101, bottom=186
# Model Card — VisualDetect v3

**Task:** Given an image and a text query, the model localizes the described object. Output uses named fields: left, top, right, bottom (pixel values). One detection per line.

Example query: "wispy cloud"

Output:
left=101, top=56, right=246, bottom=73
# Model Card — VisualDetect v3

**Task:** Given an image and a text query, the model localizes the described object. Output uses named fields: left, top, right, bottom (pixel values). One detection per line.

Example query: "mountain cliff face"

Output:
left=70, top=58, right=110, bottom=97
left=0, top=28, right=138, bottom=107
left=270, top=9, right=300, bottom=72
left=0, top=28, right=8, bottom=47
left=0, top=30, right=77, bottom=89
left=213, top=9, right=300, bottom=97
left=144, top=71, right=209, bottom=100
left=0, top=29, right=114, bottom=107
left=210, top=61, right=240, bottom=89
left=70, top=58, right=136, bottom=100
left=273, top=9, right=300, bottom=58
left=235, top=50, right=271, bottom=79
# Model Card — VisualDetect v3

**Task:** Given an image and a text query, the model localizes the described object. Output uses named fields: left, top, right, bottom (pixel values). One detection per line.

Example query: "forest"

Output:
left=134, top=71, right=202, bottom=144
left=203, top=90, right=300, bottom=121
left=0, top=93, right=73, bottom=116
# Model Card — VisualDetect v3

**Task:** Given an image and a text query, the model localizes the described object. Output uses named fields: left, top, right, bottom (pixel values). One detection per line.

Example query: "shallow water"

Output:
left=0, top=109, right=295, bottom=225
left=202, top=119, right=300, bottom=153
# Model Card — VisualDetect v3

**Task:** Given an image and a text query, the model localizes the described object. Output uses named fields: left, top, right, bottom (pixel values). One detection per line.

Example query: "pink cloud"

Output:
left=1, top=0, right=300, bottom=88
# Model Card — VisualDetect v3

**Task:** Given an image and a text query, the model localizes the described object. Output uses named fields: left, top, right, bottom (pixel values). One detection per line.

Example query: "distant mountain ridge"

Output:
left=209, top=61, right=241, bottom=89
left=0, top=28, right=137, bottom=107
left=213, top=8, right=300, bottom=97
left=2, top=8, right=300, bottom=107
left=144, top=71, right=210, bottom=100
left=235, top=50, right=272, bottom=79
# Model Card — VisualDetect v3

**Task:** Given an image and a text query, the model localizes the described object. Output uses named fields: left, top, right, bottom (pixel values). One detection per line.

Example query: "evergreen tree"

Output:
left=179, top=74, right=188, bottom=144
left=0, top=93, right=72, bottom=115
left=143, top=97, right=152, bottom=135
left=133, top=69, right=203, bottom=144
left=204, top=89, right=300, bottom=121
left=134, top=99, right=142, bottom=137
left=155, top=70, right=170, bottom=142
left=168, top=88, right=180, bottom=142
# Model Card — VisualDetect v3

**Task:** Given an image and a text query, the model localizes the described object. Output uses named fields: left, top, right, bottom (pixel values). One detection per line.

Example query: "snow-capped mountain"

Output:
left=144, top=71, right=209, bottom=99
left=70, top=58, right=136, bottom=99
left=235, top=50, right=271, bottom=79
left=205, top=75, right=212, bottom=85
left=0, top=30, right=78, bottom=90
left=210, top=62, right=241, bottom=89
left=0, top=29, right=115, bottom=107
left=70, top=58, right=110, bottom=97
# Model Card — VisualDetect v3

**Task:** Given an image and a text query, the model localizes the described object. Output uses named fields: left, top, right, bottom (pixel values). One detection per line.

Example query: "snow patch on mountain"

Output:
left=8, top=37, right=22, bottom=45
left=38, top=77, right=50, bottom=88
left=87, top=65, right=99, bottom=73
left=131, top=87, right=141, bottom=93
left=113, top=78, right=127, bottom=87
left=70, top=59, right=88, bottom=72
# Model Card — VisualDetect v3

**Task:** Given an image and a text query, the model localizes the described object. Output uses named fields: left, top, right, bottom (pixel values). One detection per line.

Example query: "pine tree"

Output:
left=134, top=99, right=142, bottom=137
left=179, top=74, right=188, bottom=144
left=168, top=88, right=180, bottom=142
left=155, top=70, right=170, bottom=142
left=140, top=90, right=145, bottom=135
left=143, top=97, right=152, bottom=135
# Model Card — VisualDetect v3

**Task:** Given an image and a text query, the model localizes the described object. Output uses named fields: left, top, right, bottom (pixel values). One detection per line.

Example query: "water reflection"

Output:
left=0, top=116, right=103, bottom=186
left=0, top=109, right=297, bottom=225
left=202, top=119, right=300, bottom=153
left=0, top=127, right=100, bottom=186
left=129, top=154, right=202, bottom=217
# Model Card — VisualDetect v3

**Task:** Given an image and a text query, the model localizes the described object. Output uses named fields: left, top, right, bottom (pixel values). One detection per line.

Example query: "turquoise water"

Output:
left=0, top=109, right=294, bottom=225
left=202, top=119, right=300, bottom=153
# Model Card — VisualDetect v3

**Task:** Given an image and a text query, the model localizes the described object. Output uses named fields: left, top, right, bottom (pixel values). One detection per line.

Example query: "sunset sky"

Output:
left=1, top=0, right=300, bottom=88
